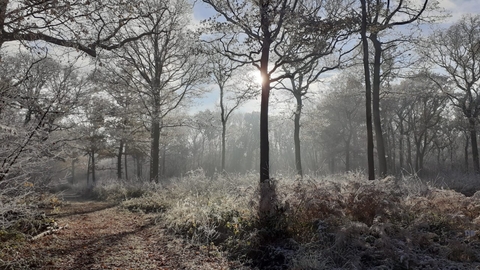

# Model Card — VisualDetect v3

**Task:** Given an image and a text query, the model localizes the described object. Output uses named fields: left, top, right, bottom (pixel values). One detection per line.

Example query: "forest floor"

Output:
left=2, top=197, right=244, bottom=270
left=4, top=174, right=480, bottom=269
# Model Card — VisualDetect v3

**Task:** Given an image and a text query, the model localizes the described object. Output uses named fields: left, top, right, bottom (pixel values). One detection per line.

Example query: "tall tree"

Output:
left=360, top=0, right=375, bottom=179
left=359, top=0, right=429, bottom=178
left=273, top=0, right=355, bottom=178
left=111, top=0, right=205, bottom=182
left=424, top=15, right=480, bottom=173
left=278, top=47, right=352, bottom=177
left=202, top=0, right=355, bottom=219
left=205, top=50, right=257, bottom=172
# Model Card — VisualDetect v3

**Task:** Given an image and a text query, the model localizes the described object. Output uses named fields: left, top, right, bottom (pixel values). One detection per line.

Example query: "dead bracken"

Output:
left=2, top=172, right=480, bottom=269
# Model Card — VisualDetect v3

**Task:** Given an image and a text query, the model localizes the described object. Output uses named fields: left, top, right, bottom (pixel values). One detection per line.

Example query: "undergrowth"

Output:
left=0, top=181, right=64, bottom=269
left=128, top=171, right=480, bottom=269
left=4, top=170, right=480, bottom=269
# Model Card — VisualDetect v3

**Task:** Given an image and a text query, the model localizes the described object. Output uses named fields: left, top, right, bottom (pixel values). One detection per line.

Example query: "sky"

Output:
left=437, top=0, right=480, bottom=21
left=189, top=0, right=480, bottom=115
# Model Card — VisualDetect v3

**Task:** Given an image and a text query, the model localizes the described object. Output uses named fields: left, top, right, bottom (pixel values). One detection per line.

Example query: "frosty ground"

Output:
left=2, top=171, right=480, bottom=269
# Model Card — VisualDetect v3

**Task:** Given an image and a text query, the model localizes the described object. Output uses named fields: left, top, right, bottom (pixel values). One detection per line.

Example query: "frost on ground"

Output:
left=2, top=171, right=480, bottom=269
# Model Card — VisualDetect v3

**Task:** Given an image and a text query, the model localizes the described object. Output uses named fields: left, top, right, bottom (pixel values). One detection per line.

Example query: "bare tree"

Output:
left=278, top=42, right=353, bottom=177
left=202, top=0, right=355, bottom=221
left=0, top=0, right=166, bottom=57
left=205, top=50, right=257, bottom=172
left=398, top=73, right=447, bottom=173
left=359, top=0, right=430, bottom=178
left=111, top=0, right=205, bottom=182
left=0, top=54, right=88, bottom=182
left=423, top=15, right=480, bottom=173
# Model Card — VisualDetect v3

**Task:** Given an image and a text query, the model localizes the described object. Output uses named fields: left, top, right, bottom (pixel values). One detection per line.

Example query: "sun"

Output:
left=250, top=71, right=264, bottom=86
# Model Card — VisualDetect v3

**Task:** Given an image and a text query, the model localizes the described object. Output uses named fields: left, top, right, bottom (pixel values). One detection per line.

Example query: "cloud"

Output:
left=437, top=0, right=480, bottom=21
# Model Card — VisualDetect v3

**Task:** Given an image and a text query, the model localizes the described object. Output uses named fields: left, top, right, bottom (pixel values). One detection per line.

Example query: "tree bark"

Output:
left=293, top=94, right=303, bottom=178
left=124, top=143, right=129, bottom=181
left=150, top=120, right=160, bottom=182
left=87, top=154, right=90, bottom=185
left=117, top=140, right=123, bottom=179
left=399, top=122, right=404, bottom=171
left=221, top=120, right=227, bottom=172
left=219, top=79, right=227, bottom=173
left=360, top=0, right=375, bottom=180
left=91, top=150, right=96, bottom=186
left=371, top=34, right=388, bottom=177
left=136, top=156, right=143, bottom=179
left=407, top=136, right=412, bottom=171
left=259, top=10, right=271, bottom=184
left=415, top=138, right=421, bottom=172
left=345, top=136, right=351, bottom=172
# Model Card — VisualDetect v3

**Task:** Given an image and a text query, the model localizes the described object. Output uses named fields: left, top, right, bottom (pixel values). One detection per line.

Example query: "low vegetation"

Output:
left=2, top=171, right=480, bottom=269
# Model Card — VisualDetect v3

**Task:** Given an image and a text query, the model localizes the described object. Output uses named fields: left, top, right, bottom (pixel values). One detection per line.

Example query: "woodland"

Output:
left=2, top=0, right=480, bottom=269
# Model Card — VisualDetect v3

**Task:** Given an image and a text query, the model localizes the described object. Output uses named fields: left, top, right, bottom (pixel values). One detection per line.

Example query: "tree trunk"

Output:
left=150, top=31, right=161, bottom=182
left=399, top=125, right=404, bottom=171
left=258, top=2, right=277, bottom=229
left=293, top=94, right=303, bottom=178
left=450, top=144, right=454, bottom=170
left=415, top=140, right=421, bottom=172
left=87, top=154, right=91, bottom=185
left=221, top=121, right=226, bottom=172
left=91, top=150, right=96, bottom=185
left=469, top=118, right=480, bottom=173
left=360, top=0, right=375, bottom=180
left=389, top=123, right=396, bottom=173
left=117, top=140, right=124, bottom=179
left=407, top=135, right=413, bottom=172
left=260, top=56, right=270, bottom=183
left=371, top=34, right=387, bottom=177
left=259, top=9, right=271, bottom=184
left=150, top=120, right=160, bottom=182
left=124, top=144, right=129, bottom=181
left=136, top=156, right=143, bottom=179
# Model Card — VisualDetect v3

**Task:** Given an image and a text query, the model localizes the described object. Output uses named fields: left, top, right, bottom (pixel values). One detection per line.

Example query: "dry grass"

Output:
left=3, top=171, right=480, bottom=269
left=144, top=171, right=480, bottom=269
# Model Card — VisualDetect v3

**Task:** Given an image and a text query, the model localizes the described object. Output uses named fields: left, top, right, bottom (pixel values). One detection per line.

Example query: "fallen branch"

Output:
left=30, top=224, right=68, bottom=241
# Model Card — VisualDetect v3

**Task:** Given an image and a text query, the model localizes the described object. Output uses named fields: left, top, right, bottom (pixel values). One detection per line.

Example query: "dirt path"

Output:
left=12, top=200, right=242, bottom=270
